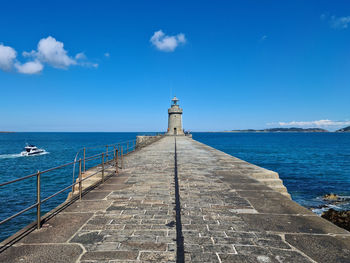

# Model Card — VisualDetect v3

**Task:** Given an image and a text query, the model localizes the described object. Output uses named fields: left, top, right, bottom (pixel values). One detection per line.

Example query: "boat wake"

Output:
left=0, top=151, right=49, bottom=159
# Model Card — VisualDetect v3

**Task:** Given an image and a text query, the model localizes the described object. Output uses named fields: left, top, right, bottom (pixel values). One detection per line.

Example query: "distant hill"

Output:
left=0, top=131, right=15, bottom=133
left=336, top=126, right=350, bottom=132
left=229, top=127, right=329, bottom=133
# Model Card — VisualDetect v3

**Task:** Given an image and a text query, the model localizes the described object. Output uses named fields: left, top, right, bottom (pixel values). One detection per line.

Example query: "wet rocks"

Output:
left=323, top=193, right=339, bottom=201
left=321, top=209, right=350, bottom=231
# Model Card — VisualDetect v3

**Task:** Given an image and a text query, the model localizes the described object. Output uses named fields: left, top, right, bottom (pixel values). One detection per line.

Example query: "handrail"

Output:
left=71, top=139, right=137, bottom=184
left=41, top=160, right=77, bottom=174
left=0, top=172, right=38, bottom=187
left=82, top=139, right=135, bottom=150
left=0, top=203, right=38, bottom=226
left=72, top=139, right=136, bottom=192
left=0, top=138, right=137, bottom=237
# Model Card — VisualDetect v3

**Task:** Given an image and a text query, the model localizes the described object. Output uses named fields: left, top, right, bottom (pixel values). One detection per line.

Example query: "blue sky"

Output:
left=1, top=0, right=350, bottom=131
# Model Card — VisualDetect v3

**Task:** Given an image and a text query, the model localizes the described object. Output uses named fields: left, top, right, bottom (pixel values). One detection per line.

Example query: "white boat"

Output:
left=20, top=144, right=45, bottom=156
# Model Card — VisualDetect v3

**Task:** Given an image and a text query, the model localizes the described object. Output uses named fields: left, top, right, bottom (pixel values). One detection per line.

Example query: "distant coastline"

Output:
left=222, top=126, right=350, bottom=133
left=224, top=127, right=329, bottom=133
left=0, top=131, right=15, bottom=133
left=335, top=126, right=350, bottom=133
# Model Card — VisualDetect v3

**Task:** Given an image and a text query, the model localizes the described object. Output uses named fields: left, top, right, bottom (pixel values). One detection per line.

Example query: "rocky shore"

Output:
left=322, top=209, right=350, bottom=231
left=318, top=194, right=350, bottom=231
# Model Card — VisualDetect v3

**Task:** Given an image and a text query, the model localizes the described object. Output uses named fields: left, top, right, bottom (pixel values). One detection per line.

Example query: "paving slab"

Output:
left=0, top=244, right=83, bottom=263
left=82, top=191, right=111, bottom=200
left=21, top=213, right=93, bottom=244
left=285, top=234, right=350, bottom=263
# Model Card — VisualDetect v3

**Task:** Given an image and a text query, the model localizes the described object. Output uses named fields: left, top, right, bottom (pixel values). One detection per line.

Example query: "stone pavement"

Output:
left=1, top=136, right=350, bottom=263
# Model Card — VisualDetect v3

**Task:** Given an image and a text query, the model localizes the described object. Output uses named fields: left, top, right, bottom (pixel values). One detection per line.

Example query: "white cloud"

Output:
left=104, top=52, right=110, bottom=58
left=75, top=52, right=87, bottom=60
left=0, top=44, right=17, bottom=71
left=74, top=52, right=98, bottom=68
left=79, top=61, right=99, bottom=68
left=15, top=60, right=43, bottom=74
left=272, top=119, right=350, bottom=127
left=0, top=36, right=97, bottom=74
left=320, top=14, right=327, bottom=20
left=259, top=35, right=267, bottom=42
left=322, top=14, right=350, bottom=29
left=150, top=30, right=186, bottom=52
left=330, top=16, right=350, bottom=29
left=22, top=50, right=36, bottom=57
left=177, top=33, right=186, bottom=43
left=32, top=36, right=77, bottom=68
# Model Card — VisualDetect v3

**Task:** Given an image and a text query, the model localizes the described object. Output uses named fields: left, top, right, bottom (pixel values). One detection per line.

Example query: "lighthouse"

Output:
left=167, top=96, right=184, bottom=135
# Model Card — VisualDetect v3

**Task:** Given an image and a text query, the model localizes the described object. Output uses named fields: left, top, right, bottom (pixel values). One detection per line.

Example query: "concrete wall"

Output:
left=136, top=135, right=164, bottom=149
left=247, top=165, right=291, bottom=198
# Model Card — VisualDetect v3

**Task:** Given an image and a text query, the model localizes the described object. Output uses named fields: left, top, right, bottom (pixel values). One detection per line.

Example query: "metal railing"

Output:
left=73, top=139, right=137, bottom=175
left=0, top=139, right=137, bottom=234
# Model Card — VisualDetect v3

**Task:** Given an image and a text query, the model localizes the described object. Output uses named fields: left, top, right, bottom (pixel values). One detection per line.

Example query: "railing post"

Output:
left=79, top=159, right=82, bottom=200
left=126, top=143, right=128, bottom=154
left=133, top=140, right=135, bottom=151
left=115, top=149, right=118, bottom=174
left=101, top=153, right=105, bottom=183
left=36, top=170, right=41, bottom=229
left=113, top=145, right=116, bottom=161
left=83, top=147, right=86, bottom=173
left=106, top=145, right=108, bottom=162
left=121, top=146, right=123, bottom=169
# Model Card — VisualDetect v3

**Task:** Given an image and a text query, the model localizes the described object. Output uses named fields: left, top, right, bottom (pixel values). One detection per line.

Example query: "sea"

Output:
left=0, top=132, right=350, bottom=242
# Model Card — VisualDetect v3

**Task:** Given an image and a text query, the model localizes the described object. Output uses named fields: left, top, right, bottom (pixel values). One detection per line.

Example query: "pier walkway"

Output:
left=1, top=136, right=350, bottom=262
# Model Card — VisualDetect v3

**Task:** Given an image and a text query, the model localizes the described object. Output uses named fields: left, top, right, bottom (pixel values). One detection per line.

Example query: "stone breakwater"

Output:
left=136, top=135, right=163, bottom=149
left=1, top=136, right=350, bottom=263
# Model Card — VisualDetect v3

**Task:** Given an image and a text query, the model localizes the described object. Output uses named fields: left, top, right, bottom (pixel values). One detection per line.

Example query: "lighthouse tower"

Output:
left=167, top=96, right=184, bottom=135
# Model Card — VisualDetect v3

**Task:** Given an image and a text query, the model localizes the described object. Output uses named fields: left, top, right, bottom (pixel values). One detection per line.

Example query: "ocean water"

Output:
left=0, top=132, right=349, bottom=242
